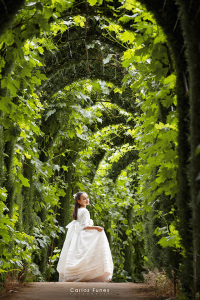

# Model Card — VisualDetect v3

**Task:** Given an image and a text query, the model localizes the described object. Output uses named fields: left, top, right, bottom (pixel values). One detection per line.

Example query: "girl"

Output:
left=57, top=191, right=114, bottom=282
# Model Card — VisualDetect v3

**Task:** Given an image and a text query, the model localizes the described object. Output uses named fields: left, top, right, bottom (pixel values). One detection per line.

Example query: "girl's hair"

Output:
left=72, top=191, right=85, bottom=220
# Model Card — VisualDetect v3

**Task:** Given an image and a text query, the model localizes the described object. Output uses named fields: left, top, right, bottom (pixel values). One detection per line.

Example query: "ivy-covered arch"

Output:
left=1, top=0, right=200, bottom=296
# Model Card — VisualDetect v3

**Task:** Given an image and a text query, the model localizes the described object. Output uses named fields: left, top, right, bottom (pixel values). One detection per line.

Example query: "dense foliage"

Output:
left=0, top=0, right=200, bottom=299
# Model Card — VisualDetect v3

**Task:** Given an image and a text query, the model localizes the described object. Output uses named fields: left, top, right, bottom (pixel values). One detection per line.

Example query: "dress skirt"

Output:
left=57, top=208, right=114, bottom=282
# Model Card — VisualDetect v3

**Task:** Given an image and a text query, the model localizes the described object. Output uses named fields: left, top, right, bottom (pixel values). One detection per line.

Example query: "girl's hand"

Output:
left=96, top=226, right=104, bottom=232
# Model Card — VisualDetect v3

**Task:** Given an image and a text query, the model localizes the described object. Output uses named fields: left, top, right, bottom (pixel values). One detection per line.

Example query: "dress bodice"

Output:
left=77, top=207, right=93, bottom=230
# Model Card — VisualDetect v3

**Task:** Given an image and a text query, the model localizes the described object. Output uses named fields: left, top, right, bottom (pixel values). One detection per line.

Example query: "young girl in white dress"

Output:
left=56, top=191, right=114, bottom=282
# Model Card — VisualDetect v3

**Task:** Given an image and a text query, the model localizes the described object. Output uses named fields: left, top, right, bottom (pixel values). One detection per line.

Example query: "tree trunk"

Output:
left=0, top=111, right=4, bottom=187
left=4, top=138, right=17, bottom=218
left=176, top=0, right=200, bottom=295
left=138, top=0, right=192, bottom=294
left=22, top=159, right=35, bottom=235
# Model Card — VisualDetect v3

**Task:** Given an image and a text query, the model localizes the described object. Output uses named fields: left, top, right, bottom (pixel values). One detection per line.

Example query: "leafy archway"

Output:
left=0, top=0, right=200, bottom=298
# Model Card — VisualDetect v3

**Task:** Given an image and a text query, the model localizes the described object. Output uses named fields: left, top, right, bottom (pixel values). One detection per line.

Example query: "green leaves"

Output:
left=0, top=0, right=183, bottom=284
left=87, top=0, right=103, bottom=6
left=1, top=74, right=20, bottom=96
left=162, top=74, right=176, bottom=89
left=0, top=189, right=35, bottom=273
left=154, top=223, right=183, bottom=250
left=119, top=13, right=139, bottom=23
left=103, top=54, right=113, bottom=64
left=91, top=82, right=101, bottom=93
left=18, top=174, right=30, bottom=187
left=0, top=97, right=15, bottom=113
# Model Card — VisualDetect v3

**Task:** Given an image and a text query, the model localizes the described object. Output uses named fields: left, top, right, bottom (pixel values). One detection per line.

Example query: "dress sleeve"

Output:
left=79, top=209, right=92, bottom=230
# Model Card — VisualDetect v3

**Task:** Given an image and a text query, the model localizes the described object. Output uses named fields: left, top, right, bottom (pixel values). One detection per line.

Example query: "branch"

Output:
left=173, top=8, right=182, bottom=32
left=182, top=72, right=189, bottom=98
left=47, top=58, right=126, bottom=75
left=162, top=0, right=166, bottom=14
left=96, top=91, right=117, bottom=119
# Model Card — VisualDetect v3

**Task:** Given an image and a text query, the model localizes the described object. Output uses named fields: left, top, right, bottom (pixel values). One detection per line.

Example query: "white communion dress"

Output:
left=56, top=207, right=114, bottom=282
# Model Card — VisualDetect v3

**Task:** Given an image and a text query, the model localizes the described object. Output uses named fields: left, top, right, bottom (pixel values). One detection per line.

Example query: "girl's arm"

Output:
left=83, top=225, right=104, bottom=232
left=80, top=209, right=103, bottom=231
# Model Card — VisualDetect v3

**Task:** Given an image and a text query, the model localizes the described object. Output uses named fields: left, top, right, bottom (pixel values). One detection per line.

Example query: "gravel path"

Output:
left=0, top=282, right=168, bottom=300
